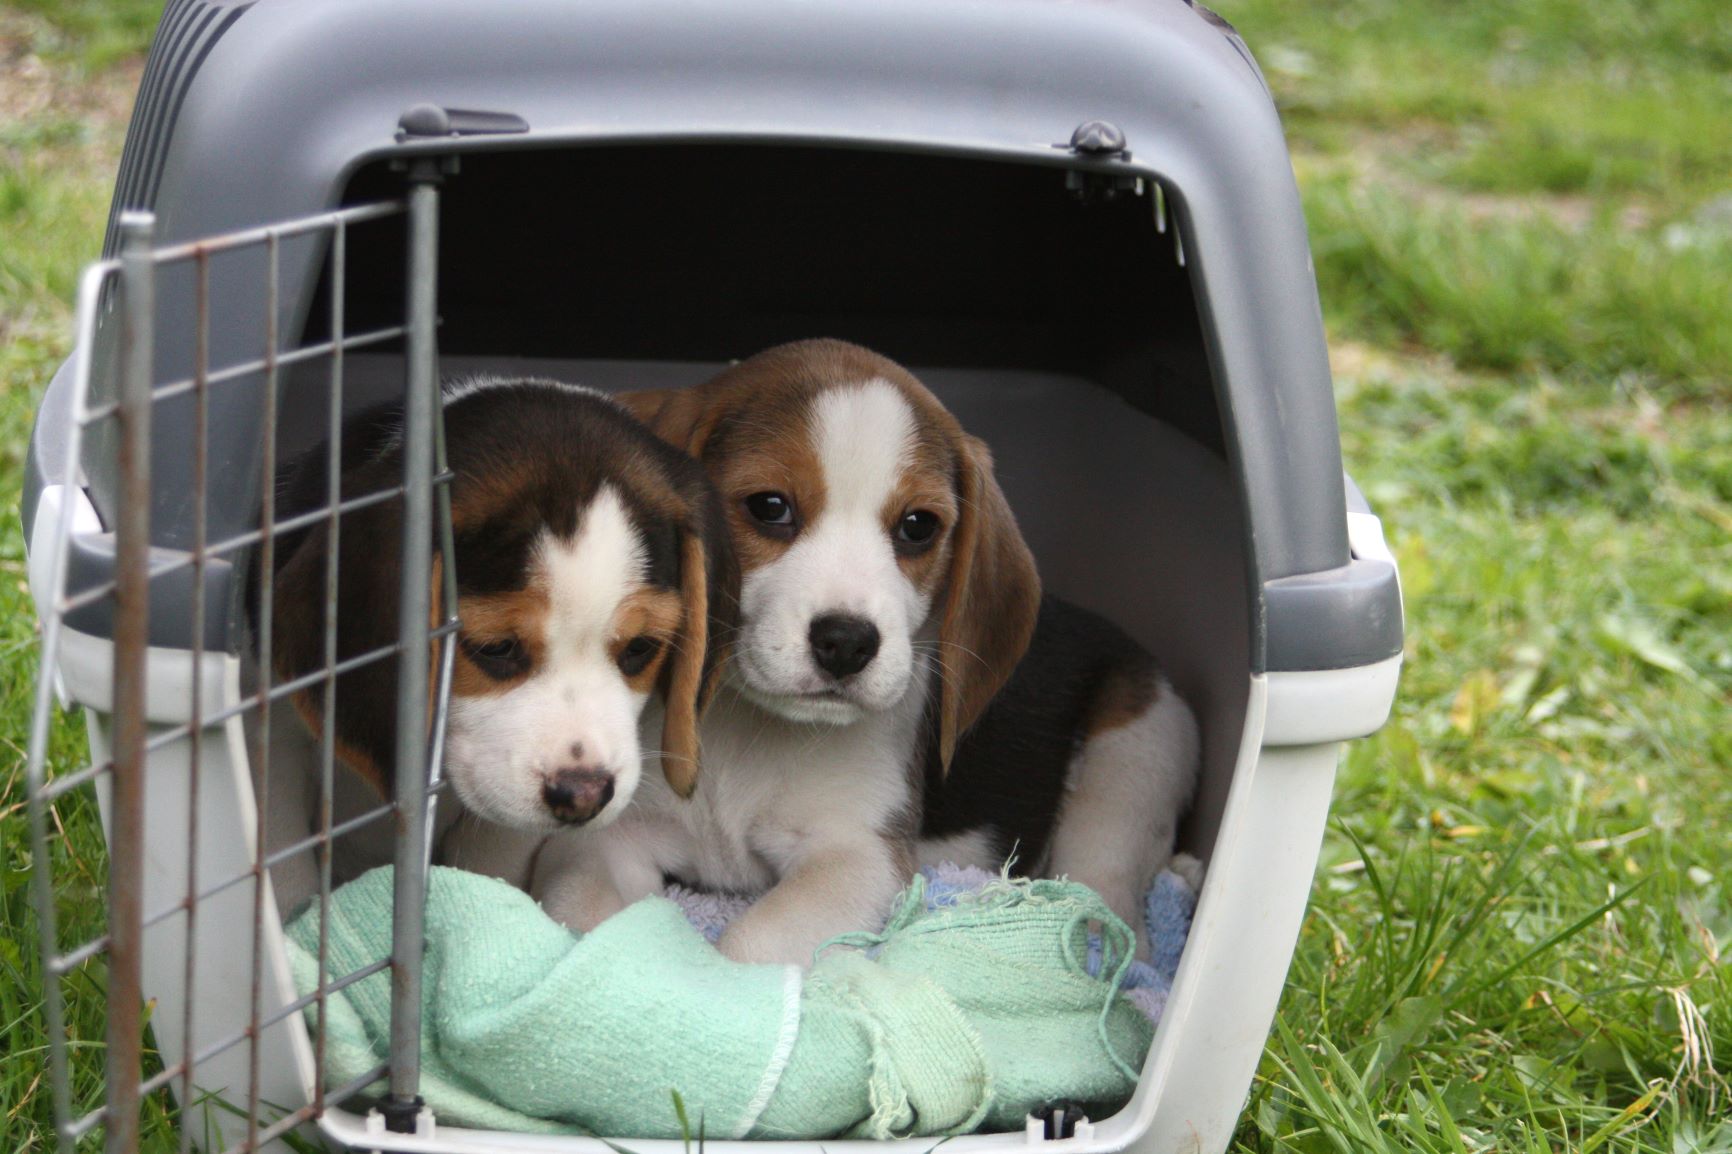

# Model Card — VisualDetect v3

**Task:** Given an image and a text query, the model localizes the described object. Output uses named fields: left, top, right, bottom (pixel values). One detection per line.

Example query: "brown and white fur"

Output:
left=266, top=378, right=735, bottom=886
left=534, top=340, right=1198, bottom=963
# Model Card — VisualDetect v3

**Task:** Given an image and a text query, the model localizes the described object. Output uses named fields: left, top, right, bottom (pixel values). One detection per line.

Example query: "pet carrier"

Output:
left=22, top=1, right=1404, bottom=1152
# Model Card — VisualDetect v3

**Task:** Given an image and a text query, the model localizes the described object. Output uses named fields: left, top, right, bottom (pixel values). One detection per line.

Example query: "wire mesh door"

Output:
left=24, top=165, right=457, bottom=1153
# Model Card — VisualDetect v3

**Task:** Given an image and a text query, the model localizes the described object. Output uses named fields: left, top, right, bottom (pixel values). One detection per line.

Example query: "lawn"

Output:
left=2, top=1, right=1728, bottom=1151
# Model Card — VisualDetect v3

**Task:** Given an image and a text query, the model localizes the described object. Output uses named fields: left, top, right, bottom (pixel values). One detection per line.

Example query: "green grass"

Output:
left=1224, top=0, right=1732, bottom=203
left=1300, top=177, right=1732, bottom=394
left=1220, top=0, right=1732, bottom=395
left=1242, top=367, right=1732, bottom=1152
left=1207, top=2, right=1732, bottom=1147
left=6, top=0, right=161, bottom=71
left=3, top=0, right=1729, bottom=1151
left=1, top=5, right=178, bottom=1150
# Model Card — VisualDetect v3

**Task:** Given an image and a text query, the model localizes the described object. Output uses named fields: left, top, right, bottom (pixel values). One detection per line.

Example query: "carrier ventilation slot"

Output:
left=102, top=0, right=252, bottom=257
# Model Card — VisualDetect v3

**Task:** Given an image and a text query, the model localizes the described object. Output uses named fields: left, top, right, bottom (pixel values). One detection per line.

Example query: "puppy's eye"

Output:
left=895, top=510, right=942, bottom=551
left=462, top=635, right=529, bottom=679
left=743, top=491, right=796, bottom=537
left=617, top=635, right=661, bottom=676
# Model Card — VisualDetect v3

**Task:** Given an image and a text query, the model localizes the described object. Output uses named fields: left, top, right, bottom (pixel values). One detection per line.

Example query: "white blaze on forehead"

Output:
left=441, top=482, right=652, bottom=832
left=539, top=484, right=647, bottom=648
left=810, top=379, right=917, bottom=516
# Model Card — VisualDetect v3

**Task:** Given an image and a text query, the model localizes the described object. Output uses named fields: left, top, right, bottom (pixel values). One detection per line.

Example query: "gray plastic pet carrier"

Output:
left=22, top=1, right=1403, bottom=1151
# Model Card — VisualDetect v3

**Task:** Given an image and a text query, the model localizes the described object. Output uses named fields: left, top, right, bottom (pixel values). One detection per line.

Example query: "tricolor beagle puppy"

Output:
left=534, top=340, right=1198, bottom=963
left=267, top=378, right=735, bottom=884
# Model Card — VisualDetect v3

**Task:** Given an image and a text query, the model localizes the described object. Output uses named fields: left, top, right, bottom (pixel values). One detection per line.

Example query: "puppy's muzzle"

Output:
left=809, top=613, right=881, bottom=679
left=541, top=767, right=616, bottom=825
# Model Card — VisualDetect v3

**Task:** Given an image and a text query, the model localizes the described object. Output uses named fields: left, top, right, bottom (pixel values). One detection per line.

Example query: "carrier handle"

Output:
left=1261, top=474, right=1404, bottom=673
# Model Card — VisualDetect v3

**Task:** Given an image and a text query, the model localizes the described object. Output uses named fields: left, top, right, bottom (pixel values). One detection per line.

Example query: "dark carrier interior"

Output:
left=282, top=142, right=1251, bottom=862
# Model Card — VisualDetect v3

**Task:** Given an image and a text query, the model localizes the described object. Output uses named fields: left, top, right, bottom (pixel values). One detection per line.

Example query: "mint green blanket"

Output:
left=285, top=866, right=1152, bottom=1139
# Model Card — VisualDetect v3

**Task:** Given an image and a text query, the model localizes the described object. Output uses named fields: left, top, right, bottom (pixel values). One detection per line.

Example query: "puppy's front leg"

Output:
left=531, top=823, right=664, bottom=933
left=718, top=836, right=909, bottom=967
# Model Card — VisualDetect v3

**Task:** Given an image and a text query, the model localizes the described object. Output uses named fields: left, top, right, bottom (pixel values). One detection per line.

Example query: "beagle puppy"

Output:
left=267, top=377, right=734, bottom=886
left=535, top=340, right=1198, bottom=963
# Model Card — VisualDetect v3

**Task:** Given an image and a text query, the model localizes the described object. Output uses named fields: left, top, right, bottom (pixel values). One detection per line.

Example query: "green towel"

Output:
left=285, top=866, right=1152, bottom=1139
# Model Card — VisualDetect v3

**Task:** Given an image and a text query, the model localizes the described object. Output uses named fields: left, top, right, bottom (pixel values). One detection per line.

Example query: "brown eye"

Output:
left=617, top=635, right=661, bottom=676
left=744, top=491, right=796, bottom=538
left=895, top=510, right=941, bottom=552
left=463, top=635, right=529, bottom=680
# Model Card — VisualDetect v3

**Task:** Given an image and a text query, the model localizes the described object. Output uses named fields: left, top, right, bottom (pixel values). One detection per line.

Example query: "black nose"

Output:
left=541, top=768, right=616, bottom=825
left=808, top=613, right=881, bottom=679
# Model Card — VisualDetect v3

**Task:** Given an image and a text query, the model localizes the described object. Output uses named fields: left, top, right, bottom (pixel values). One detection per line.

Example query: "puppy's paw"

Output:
left=532, top=866, right=625, bottom=934
left=1169, top=851, right=1207, bottom=892
left=716, top=908, right=818, bottom=967
left=539, top=887, right=622, bottom=934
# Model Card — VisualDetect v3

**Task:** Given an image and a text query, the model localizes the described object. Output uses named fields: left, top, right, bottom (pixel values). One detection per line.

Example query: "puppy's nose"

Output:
left=809, top=613, right=881, bottom=679
left=541, top=768, right=616, bottom=825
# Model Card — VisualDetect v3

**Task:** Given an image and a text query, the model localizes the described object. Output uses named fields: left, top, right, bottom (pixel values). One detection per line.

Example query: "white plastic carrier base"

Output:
left=31, top=356, right=1402, bottom=1154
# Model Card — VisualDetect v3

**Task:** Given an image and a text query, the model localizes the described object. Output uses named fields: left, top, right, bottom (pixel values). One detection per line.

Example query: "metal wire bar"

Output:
left=314, top=211, right=348, bottom=1119
left=66, top=1102, right=107, bottom=1143
left=76, top=324, right=409, bottom=425
left=30, top=195, right=445, bottom=1154
left=244, top=226, right=282, bottom=1153
left=135, top=780, right=450, bottom=935
left=53, top=468, right=453, bottom=617
left=181, top=958, right=394, bottom=1074
left=119, top=623, right=463, bottom=761
left=53, top=469, right=452, bottom=616
left=383, top=161, right=442, bottom=1133
left=190, top=482, right=421, bottom=557
left=68, top=1045, right=389, bottom=1152
left=146, top=199, right=404, bottom=264
left=424, top=289, right=460, bottom=852
left=24, top=266, right=118, bottom=1154
left=142, top=807, right=396, bottom=928
left=427, top=264, right=460, bottom=831
left=35, top=758, right=114, bottom=804
left=27, top=261, right=117, bottom=1154
left=48, top=935, right=112, bottom=975
left=105, top=209, right=156, bottom=1154
left=139, top=1062, right=185, bottom=1099
left=147, top=325, right=408, bottom=404
left=246, top=1061, right=392, bottom=1152
left=252, top=958, right=395, bottom=1039
left=179, top=245, right=210, bottom=1154
left=318, top=1060, right=392, bottom=1111
left=50, top=479, right=429, bottom=617
left=140, top=800, right=397, bottom=930
left=36, top=614, right=452, bottom=805
left=53, top=579, right=119, bottom=617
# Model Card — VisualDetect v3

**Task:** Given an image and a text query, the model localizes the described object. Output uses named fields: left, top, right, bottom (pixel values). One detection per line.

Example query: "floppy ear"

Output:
left=937, top=434, right=1042, bottom=772
left=658, top=515, right=740, bottom=798
left=620, top=385, right=724, bottom=459
left=615, top=387, right=676, bottom=431
left=268, top=461, right=420, bottom=799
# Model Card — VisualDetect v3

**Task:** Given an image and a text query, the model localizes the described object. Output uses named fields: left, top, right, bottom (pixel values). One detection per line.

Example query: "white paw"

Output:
left=716, top=909, right=817, bottom=967
left=534, top=871, right=623, bottom=934
left=1170, top=851, right=1207, bottom=892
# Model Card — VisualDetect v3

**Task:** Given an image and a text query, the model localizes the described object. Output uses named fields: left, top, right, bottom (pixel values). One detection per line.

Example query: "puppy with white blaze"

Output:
left=265, top=378, right=735, bottom=893
left=533, top=339, right=1199, bottom=964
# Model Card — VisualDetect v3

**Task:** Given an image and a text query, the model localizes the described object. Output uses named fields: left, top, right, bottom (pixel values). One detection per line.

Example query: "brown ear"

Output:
left=615, top=387, right=677, bottom=430
left=937, top=434, right=1042, bottom=771
left=658, top=531, right=711, bottom=798
left=620, top=385, right=724, bottom=459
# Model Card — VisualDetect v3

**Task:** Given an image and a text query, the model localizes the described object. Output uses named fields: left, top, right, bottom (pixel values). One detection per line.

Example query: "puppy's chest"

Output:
left=639, top=706, right=917, bottom=889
